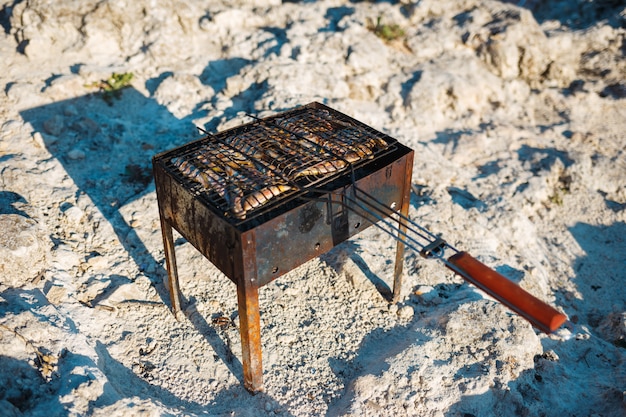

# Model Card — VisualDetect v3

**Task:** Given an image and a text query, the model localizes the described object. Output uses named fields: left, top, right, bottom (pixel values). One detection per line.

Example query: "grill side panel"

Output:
left=254, top=147, right=414, bottom=287
left=154, top=159, right=242, bottom=284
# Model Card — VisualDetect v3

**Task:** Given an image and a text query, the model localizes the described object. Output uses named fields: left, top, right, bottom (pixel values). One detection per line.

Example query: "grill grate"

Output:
left=163, top=105, right=397, bottom=221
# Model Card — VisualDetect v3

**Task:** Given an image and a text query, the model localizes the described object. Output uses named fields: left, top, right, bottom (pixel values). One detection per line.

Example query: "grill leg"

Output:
left=237, top=281, right=263, bottom=393
left=238, top=235, right=263, bottom=393
left=392, top=215, right=407, bottom=303
left=392, top=152, right=414, bottom=303
left=160, top=217, right=183, bottom=317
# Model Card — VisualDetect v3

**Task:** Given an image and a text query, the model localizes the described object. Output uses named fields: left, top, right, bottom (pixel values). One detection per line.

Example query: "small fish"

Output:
left=274, top=116, right=324, bottom=144
left=171, top=157, right=212, bottom=188
left=353, top=142, right=376, bottom=158
left=313, top=139, right=359, bottom=162
left=226, top=135, right=263, bottom=160
left=241, top=184, right=292, bottom=212
left=230, top=194, right=245, bottom=219
left=331, top=137, right=374, bottom=161
left=220, top=151, right=255, bottom=170
left=343, top=150, right=365, bottom=163
left=310, top=110, right=349, bottom=131
left=329, top=128, right=387, bottom=161
left=296, top=159, right=347, bottom=177
left=329, top=123, right=389, bottom=151
left=370, top=136, right=389, bottom=149
left=171, top=156, right=236, bottom=207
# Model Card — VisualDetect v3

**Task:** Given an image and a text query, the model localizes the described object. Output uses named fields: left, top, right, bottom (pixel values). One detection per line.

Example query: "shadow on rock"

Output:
left=511, top=0, right=626, bottom=30
left=91, top=341, right=207, bottom=414
left=18, top=77, right=297, bottom=396
left=566, top=221, right=626, bottom=345
left=446, top=221, right=626, bottom=417
left=0, top=355, right=54, bottom=416
left=320, top=240, right=395, bottom=301
left=325, top=321, right=433, bottom=417
left=20, top=87, right=195, bottom=308
left=0, top=191, right=29, bottom=218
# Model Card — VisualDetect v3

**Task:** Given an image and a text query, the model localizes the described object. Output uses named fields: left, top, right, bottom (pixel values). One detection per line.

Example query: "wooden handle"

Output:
left=447, top=252, right=567, bottom=333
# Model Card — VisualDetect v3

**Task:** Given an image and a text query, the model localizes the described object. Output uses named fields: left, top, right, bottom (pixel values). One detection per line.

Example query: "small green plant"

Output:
left=548, top=191, right=565, bottom=206
left=86, top=72, right=134, bottom=105
left=548, top=174, right=572, bottom=207
left=368, top=15, right=405, bottom=42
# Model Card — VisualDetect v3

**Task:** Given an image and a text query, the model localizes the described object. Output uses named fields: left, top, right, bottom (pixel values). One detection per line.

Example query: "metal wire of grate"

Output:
left=163, top=105, right=397, bottom=220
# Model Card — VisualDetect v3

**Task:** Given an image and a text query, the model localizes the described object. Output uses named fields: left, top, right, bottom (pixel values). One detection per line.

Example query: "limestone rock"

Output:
left=465, top=6, right=551, bottom=85
left=403, top=54, right=505, bottom=133
left=0, top=214, right=50, bottom=288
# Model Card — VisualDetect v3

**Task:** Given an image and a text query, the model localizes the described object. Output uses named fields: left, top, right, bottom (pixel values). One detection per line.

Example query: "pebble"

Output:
left=414, top=285, right=438, bottom=303
left=1, top=120, right=22, bottom=136
left=277, top=334, right=295, bottom=344
left=67, top=149, right=86, bottom=160
left=45, top=285, right=68, bottom=305
left=86, top=254, right=109, bottom=270
left=543, top=350, right=560, bottom=362
left=43, top=115, right=64, bottom=136
left=283, top=287, right=299, bottom=297
left=0, top=214, right=50, bottom=288
left=64, top=205, right=84, bottom=223
left=64, top=105, right=78, bottom=117
left=198, top=15, right=212, bottom=31
left=72, top=117, right=99, bottom=135
left=397, top=305, right=414, bottom=320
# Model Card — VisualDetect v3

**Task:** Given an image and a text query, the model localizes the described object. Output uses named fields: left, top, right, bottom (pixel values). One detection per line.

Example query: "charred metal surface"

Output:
left=298, top=202, right=323, bottom=233
left=154, top=164, right=240, bottom=284
left=253, top=150, right=411, bottom=287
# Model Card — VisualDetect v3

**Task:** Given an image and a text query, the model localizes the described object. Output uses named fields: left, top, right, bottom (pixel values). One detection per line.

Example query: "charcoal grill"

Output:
left=153, top=102, right=566, bottom=393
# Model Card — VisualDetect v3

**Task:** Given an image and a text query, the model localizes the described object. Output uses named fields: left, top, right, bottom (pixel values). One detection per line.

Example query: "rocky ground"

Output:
left=0, top=1, right=625, bottom=416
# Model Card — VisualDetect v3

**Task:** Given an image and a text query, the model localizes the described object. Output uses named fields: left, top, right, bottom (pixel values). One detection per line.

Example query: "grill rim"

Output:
left=154, top=139, right=412, bottom=233
left=152, top=102, right=402, bottom=228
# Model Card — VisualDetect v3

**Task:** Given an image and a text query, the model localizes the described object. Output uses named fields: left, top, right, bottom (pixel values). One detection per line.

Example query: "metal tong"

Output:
left=339, top=185, right=567, bottom=334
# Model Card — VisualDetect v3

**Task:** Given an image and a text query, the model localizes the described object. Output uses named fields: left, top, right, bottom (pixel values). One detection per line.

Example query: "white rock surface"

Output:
left=0, top=1, right=624, bottom=416
left=0, top=214, right=50, bottom=287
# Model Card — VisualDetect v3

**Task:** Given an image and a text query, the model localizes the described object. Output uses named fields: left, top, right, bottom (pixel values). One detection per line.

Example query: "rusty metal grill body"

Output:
left=153, top=102, right=414, bottom=392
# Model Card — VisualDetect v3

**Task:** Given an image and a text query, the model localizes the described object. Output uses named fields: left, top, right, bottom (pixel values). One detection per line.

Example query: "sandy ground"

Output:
left=0, top=1, right=625, bottom=416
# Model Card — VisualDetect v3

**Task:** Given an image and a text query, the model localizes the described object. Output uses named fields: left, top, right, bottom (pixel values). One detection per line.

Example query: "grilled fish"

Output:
left=241, top=184, right=292, bottom=212
left=296, top=159, right=347, bottom=177
left=274, top=115, right=328, bottom=144
left=170, top=157, right=215, bottom=189
left=226, top=134, right=264, bottom=160
left=172, top=156, right=244, bottom=215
